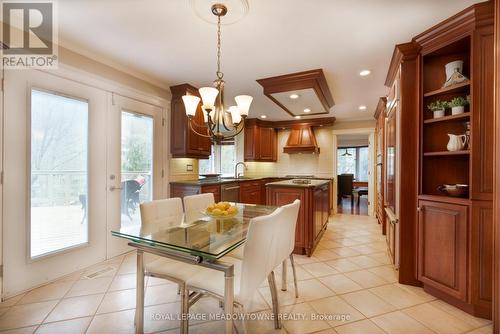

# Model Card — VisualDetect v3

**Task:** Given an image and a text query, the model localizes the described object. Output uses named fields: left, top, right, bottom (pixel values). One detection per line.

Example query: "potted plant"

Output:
left=427, top=100, right=447, bottom=118
left=447, top=96, right=468, bottom=115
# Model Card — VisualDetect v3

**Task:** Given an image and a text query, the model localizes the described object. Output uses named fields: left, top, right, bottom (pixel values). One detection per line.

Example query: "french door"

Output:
left=2, top=69, right=164, bottom=296
left=106, top=94, right=163, bottom=258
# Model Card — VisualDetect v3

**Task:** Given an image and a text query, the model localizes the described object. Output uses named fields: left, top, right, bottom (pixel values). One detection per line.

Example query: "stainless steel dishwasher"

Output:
left=221, top=182, right=240, bottom=202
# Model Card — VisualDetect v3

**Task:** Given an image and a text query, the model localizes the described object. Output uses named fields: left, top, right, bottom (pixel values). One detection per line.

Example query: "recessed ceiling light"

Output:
left=303, top=108, right=311, bottom=113
left=289, top=94, right=300, bottom=99
left=260, top=115, right=267, bottom=119
left=358, top=105, right=367, bottom=110
left=359, top=70, right=371, bottom=76
left=295, top=115, right=301, bottom=119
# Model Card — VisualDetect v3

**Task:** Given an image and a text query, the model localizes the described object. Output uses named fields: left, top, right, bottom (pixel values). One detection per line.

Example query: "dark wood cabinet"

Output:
left=170, top=84, right=211, bottom=158
left=170, top=184, right=220, bottom=203
left=418, top=200, right=468, bottom=301
left=266, top=182, right=330, bottom=256
left=374, top=98, right=386, bottom=234
left=239, top=180, right=264, bottom=205
left=244, top=119, right=277, bottom=162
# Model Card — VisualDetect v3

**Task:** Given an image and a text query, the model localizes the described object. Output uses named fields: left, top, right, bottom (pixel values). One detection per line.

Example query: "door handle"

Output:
left=109, top=186, right=123, bottom=191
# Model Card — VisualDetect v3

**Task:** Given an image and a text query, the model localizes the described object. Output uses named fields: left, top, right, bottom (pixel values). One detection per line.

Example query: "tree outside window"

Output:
left=337, top=146, right=369, bottom=182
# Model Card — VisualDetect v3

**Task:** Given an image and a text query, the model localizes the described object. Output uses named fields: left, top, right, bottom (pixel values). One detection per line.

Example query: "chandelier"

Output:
left=182, top=3, right=253, bottom=144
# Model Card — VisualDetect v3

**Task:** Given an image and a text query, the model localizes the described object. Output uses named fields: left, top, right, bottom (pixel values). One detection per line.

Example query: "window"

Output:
left=199, top=143, right=236, bottom=177
left=337, top=146, right=369, bottom=182
left=30, top=89, right=89, bottom=258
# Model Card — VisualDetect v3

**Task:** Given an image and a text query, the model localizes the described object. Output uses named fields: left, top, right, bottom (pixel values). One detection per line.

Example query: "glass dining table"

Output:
left=111, top=202, right=277, bottom=334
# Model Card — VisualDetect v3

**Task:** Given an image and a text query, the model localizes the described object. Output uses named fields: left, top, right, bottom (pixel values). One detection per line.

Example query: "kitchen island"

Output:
left=266, top=179, right=330, bottom=256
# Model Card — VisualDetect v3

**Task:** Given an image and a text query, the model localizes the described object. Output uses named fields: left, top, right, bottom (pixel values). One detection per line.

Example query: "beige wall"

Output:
left=169, top=159, right=200, bottom=181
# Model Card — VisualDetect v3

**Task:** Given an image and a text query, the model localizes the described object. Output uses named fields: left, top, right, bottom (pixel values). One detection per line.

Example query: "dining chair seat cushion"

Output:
left=145, top=258, right=201, bottom=282
left=186, top=257, right=244, bottom=301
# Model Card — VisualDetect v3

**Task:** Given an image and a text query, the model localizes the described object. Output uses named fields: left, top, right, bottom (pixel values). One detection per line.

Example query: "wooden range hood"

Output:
left=284, top=126, right=320, bottom=154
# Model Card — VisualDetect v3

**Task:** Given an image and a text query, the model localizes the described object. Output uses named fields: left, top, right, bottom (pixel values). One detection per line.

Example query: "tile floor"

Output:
left=0, top=214, right=493, bottom=334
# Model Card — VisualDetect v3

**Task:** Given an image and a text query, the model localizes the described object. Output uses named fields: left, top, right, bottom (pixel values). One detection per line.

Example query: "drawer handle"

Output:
left=224, top=186, right=240, bottom=190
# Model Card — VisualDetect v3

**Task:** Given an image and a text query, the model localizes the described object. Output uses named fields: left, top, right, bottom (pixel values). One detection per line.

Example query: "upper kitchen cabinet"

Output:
left=170, top=84, right=211, bottom=158
left=244, top=119, right=277, bottom=162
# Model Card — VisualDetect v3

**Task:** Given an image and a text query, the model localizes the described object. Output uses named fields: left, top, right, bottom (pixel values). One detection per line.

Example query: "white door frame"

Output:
left=332, top=127, right=376, bottom=217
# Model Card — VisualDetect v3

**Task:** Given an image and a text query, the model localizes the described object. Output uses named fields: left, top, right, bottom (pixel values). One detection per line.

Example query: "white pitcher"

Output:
left=447, top=134, right=466, bottom=151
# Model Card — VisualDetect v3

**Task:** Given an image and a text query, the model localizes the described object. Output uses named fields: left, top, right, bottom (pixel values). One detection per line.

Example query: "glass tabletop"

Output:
left=111, top=202, right=277, bottom=260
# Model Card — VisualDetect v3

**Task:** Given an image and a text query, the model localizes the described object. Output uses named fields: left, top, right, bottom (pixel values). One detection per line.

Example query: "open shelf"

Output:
left=423, top=112, right=470, bottom=124
left=423, top=150, right=470, bottom=157
left=423, top=81, right=470, bottom=97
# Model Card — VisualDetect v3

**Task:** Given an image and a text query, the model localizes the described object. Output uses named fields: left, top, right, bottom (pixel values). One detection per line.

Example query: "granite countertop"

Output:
left=265, top=179, right=331, bottom=188
left=170, top=175, right=334, bottom=186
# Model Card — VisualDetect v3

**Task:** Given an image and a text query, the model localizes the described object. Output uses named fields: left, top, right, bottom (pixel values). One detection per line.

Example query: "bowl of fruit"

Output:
left=204, top=202, right=239, bottom=219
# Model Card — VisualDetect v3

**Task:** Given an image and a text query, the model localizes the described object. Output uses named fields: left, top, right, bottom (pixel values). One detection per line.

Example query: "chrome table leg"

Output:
left=268, top=271, right=282, bottom=329
left=180, top=283, right=189, bottom=334
left=281, top=259, right=287, bottom=291
left=290, top=254, right=299, bottom=298
left=224, top=266, right=235, bottom=334
left=135, top=250, right=145, bottom=334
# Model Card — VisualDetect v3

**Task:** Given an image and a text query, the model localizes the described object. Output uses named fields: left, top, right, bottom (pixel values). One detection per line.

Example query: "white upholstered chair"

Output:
left=184, top=200, right=301, bottom=332
left=182, top=193, right=215, bottom=213
left=139, top=198, right=200, bottom=333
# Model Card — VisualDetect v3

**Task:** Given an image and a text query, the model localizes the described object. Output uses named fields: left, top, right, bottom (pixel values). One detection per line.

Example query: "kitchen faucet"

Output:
left=234, top=162, right=248, bottom=179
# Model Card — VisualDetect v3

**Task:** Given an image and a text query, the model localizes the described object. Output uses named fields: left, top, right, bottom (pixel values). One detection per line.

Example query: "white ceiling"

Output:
left=58, top=0, right=481, bottom=121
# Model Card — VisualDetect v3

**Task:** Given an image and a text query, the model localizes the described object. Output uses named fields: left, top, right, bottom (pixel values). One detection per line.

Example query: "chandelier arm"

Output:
left=188, top=119, right=213, bottom=139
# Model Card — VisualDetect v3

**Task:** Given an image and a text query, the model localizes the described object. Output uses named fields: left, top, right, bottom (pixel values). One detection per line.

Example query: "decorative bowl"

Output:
left=437, top=184, right=469, bottom=198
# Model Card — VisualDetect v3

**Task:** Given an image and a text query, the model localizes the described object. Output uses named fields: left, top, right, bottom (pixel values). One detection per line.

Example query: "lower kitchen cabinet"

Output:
left=417, top=200, right=468, bottom=302
left=170, top=184, right=221, bottom=203
left=239, top=180, right=264, bottom=205
left=266, top=182, right=330, bottom=256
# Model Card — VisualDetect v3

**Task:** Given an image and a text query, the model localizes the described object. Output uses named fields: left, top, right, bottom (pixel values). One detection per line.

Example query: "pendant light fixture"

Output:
left=182, top=3, right=252, bottom=144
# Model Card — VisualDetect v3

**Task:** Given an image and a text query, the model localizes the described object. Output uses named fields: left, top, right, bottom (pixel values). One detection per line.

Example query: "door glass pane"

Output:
left=337, top=148, right=357, bottom=177
left=30, top=89, right=89, bottom=258
left=121, top=111, right=153, bottom=226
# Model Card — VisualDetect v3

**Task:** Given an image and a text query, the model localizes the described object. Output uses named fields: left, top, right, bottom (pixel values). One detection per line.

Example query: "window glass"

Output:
left=30, top=89, right=88, bottom=258
left=357, top=147, right=369, bottom=182
left=220, top=144, right=235, bottom=176
left=337, top=148, right=357, bottom=176
left=199, top=146, right=215, bottom=175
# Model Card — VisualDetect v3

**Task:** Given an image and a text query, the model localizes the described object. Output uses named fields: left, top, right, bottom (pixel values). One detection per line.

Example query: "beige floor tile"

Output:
left=109, top=274, right=138, bottom=291
left=0, top=326, right=38, bottom=334
left=367, top=265, right=398, bottom=283
left=346, top=256, right=381, bottom=269
left=335, top=319, right=385, bottom=334
left=394, top=283, right=435, bottom=302
left=35, top=317, right=92, bottom=334
left=144, top=302, right=183, bottom=333
left=260, top=278, right=334, bottom=306
left=145, top=284, right=181, bottom=306
left=293, top=255, right=319, bottom=265
left=302, top=262, right=339, bottom=277
left=324, top=259, right=361, bottom=273
left=371, top=310, right=434, bottom=334
left=343, top=270, right=388, bottom=288
left=45, top=294, right=103, bottom=322
left=147, top=276, right=171, bottom=287
left=86, top=309, right=135, bottom=334
left=18, top=281, right=74, bottom=305
left=332, top=247, right=360, bottom=258
left=0, top=294, right=25, bottom=308
left=0, top=300, right=57, bottom=330
left=318, top=274, right=363, bottom=294
left=467, top=325, right=493, bottom=334
left=403, top=302, right=475, bottom=334
left=340, top=290, right=396, bottom=317
left=308, top=296, right=365, bottom=327
left=66, top=276, right=113, bottom=298
left=367, top=252, right=392, bottom=265
left=237, top=309, right=288, bottom=334
left=81, top=262, right=119, bottom=279
left=312, top=249, right=341, bottom=262
left=281, top=303, right=330, bottom=334
left=429, top=299, right=491, bottom=328
left=369, top=283, right=432, bottom=308
left=97, top=289, right=136, bottom=314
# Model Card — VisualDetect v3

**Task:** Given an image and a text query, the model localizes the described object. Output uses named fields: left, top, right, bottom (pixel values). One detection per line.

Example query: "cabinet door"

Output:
left=201, top=185, right=221, bottom=203
left=244, top=125, right=257, bottom=160
left=187, top=106, right=211, bottom=156
left=170, top=98, right=188, bottom=157
left=418, top=200, right=468, bottom=301
left=313, top=188, right=323, bottom=239
left=259, top=127, right=276, bottom=160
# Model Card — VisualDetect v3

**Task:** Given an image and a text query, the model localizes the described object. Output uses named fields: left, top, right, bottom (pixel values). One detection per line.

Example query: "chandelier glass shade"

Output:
left=182, top=3, right=252, bottom=144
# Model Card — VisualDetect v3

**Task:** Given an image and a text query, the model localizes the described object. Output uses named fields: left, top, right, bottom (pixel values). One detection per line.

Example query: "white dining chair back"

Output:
left=276, top=200, right=301, bottom=263
left=140, top=197, right=183, bottom=223
left=238, top=205, right=286, bottom=305
left=183, top=193, right=215, bottom=213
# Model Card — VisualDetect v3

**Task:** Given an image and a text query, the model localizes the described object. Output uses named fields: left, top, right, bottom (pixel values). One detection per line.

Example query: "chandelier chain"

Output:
left=216, top=14, right=223, bottom=80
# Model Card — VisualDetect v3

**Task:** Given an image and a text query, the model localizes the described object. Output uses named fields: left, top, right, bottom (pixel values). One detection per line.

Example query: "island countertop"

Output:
left=265, top=179, right=331, bottom=188
left=170, top=175, right=334, bottom=186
